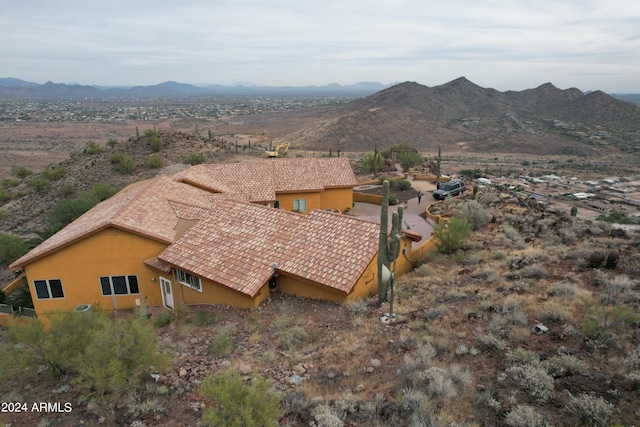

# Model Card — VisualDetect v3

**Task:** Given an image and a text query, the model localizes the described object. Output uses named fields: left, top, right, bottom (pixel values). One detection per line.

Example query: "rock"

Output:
left=293, top=363, right=307, bottom=375
left=179, top=368, right=188, bottom=377
left=287, top=374, right=305, bottom=386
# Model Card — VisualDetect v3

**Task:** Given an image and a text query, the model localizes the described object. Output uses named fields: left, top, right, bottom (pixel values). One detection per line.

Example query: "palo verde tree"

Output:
left=377, top=180, right=404, bottom=305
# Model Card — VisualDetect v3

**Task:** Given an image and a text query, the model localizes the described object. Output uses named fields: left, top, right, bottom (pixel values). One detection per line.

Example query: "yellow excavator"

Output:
left=265, top=142, right=290, bottom=158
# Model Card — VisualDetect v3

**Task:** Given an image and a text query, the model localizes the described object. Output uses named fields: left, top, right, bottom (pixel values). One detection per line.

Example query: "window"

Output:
left=100, top=275, right=140, bottom=296
left=33, top=279, right=65, bottom=300
left=175, top=269, right=202, bottom=292
left=293, top=199, right=307, bottom=212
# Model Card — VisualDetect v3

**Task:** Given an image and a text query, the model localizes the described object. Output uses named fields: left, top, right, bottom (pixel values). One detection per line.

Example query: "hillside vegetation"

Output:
left=2, top=188, right=639, bottom=426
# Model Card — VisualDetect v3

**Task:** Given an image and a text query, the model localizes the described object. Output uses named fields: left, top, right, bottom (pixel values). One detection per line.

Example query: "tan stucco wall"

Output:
left=276, top=188, right=353, bottom=213
left=171, top=275, right=270, bottom=309
left=24, top=228, right=167, bottom=322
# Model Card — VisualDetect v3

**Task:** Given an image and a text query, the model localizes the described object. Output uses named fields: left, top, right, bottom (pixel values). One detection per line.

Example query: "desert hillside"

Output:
left=2, top=187, right=639, bottom=426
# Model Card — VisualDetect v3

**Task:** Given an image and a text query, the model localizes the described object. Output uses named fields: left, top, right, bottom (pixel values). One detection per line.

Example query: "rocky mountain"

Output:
left=282, top=77, right=640, bottom=155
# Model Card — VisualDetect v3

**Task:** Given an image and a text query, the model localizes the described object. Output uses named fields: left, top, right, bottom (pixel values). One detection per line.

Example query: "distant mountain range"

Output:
left=282, top=77, right=640, bottom=154
left=0, top=78, right=392, bottom=99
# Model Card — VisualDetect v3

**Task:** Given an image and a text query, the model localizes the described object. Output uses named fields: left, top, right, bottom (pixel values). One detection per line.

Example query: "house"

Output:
left=9, top=158, right=418, bottom=323
left=174, top=157, right=357, bottom=213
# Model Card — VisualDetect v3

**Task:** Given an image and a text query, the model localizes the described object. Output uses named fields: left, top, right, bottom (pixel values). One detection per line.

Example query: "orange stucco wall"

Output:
left=320, top=187, right=354, bottom=213
left=276, top=187, right=353, bottom=213
left=23, top=228, right=168, bottom=322
left=169, top=275, right=270, bottom=309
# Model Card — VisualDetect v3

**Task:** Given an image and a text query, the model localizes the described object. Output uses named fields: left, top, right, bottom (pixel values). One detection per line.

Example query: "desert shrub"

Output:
left=91, top=181, right=117, bottom=201
left=84, top=140, right=103, bottom=154
left=28, top=176, right=51, bottom=193
left=2, top=311, right=167, bottom=397
left=491, top=249, right=506, bottom=260
left=0, top=189, right=12, bottom=205
left=506, top=348, right=541, bottom=367
left=106, top=138, right=119, bottom=149
left=77, top=314, right=169, bottom=397
left=519, top=264, right=548, bottom=279
left=0, top=232, right=28, bottom=265
left=200, top=370, right=281, bottom=427
left=193, top=309, right=217, bottom=326
left=478, top=333, right=507, bottom=351
left=505, top=405, right=549, bottom=427
left=110, top=153, right=136, bottom=174
left=564, top=391, right=613, bottom=427
left=185, top=152, right=206, bottom=165
left=311, top=404, right=344, bottom=427
left=11, top=165, right=33, bottom=179
left=543, top=354, right=588, bottom=378
left=581, top=317, right=605, bottom=339
left=145, top=130, right=163, bottom=152
left=41, top=166, right=67, bottom=181
left=56, top=182, right=76, bottom=197
left=506, top=365, right=555, bottom=404
left=534, top=301, right=571, bottom=323
left=146, top=155, right=164, bottom=169
left=396, top=149, right=423, bottom=170
left=2, top=178, right=20, bottom=188
left=619, top=253, right=640, bottom=276
left=152, top=311, right=173, bottom=328
left=454, top=200, right=491, bottom=230
left=419, top=367, right=458, bottom=398
left=433, top=218, right=472, bottom=254
left=396, top=179, right=412, bottom=191
left=209, top=323, right=237, bottom=357
left=48, top=193, right=98, bottom=229
left=624, top=349, right=640, bottom=371
left=277, top=325, right=315, bottom=351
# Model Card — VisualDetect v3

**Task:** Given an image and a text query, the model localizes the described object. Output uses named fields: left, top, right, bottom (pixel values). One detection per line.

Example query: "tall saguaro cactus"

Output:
left=377, top=181, right=391, bottom=303
left=436, top=145, right=442, bottom=185
left=377, top=180, right=405, bottom=305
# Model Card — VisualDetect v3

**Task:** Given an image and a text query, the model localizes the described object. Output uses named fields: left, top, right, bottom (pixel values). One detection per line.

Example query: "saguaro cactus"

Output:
left=378, top=180, right=405, bottom=306
left=388, top=206, right=404, bottom=316
left=377, top=181, right=391, bottom=303
left=436, top=145, right=442, bottom=185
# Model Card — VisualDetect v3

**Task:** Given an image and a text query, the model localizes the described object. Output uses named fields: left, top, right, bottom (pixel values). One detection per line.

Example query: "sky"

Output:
left=2, top=0, right=639, bottom=93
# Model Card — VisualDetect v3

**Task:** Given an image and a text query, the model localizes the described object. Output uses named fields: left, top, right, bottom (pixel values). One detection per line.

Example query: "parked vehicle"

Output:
left=433, top=179, right=466, bottom=200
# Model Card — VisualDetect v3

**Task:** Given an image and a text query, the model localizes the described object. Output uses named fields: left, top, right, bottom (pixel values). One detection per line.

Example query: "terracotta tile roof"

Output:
left=144, top=257, right=172, bottom=274
left=10, top=177, right=218, bottom=269
left=158, top=201, right=379, bottom=297
left=176, top=157, right=357, bottom=201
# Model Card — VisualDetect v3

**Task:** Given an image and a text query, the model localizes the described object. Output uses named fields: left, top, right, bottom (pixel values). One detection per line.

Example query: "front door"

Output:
left=159, top=277, right=173, bottom=309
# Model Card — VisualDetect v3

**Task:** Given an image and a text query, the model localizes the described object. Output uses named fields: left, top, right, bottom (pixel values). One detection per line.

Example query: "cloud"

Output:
left=1, top=0, right=639, bottom=92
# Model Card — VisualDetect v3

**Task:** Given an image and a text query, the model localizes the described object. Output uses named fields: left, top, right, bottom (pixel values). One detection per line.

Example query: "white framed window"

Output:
left=175, top=269, right=202, bottom=292
left=100, top=275, right=140, bottom=296
left=33, top=279, right=65, bottom=300
left=293, top=199, right=307, bottom=212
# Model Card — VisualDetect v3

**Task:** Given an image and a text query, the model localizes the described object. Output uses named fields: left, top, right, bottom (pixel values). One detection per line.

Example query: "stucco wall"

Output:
left=24, top=227, right=167, bottom=321
left=171, top=275, right=270, bottom=309
left=276, top=187, right=353, bottom=213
